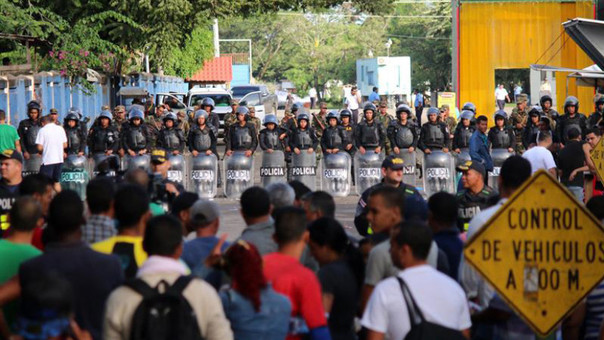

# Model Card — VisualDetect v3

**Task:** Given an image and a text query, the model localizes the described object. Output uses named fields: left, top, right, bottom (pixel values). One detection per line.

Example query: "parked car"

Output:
left=187, top=87, right=233, bottom=137
left=156, top=92, right=187, bottom=115
left=231, top=84, right=278, bottom=114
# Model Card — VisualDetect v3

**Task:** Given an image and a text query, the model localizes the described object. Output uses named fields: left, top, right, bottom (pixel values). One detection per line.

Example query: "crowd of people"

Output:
left=0, top=90, right=603, bottom=340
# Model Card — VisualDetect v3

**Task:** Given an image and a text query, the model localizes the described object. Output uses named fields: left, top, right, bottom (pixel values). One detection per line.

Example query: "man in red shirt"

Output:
left=263, top=207, right=331, bottom=340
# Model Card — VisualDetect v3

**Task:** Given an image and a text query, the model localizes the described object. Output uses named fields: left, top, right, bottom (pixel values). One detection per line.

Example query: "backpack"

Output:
left=126, top=276, right=204, bottom=340
left=397, top=277, right=466, bottom=340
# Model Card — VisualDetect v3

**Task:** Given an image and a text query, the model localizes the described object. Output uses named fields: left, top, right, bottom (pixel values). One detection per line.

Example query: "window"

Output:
left=190, top=94, right=232, bottom=107
left=368, top=71, right=375, bottom=86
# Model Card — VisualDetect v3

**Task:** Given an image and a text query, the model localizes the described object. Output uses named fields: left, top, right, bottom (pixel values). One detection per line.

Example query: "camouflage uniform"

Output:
left=376, top=112, right=393, bottom=155
left=177, top=111, right=190, bottom=138
left=247, top=116, right=262, bottom=136
left=510, top=94, right=529, bottom=154
left=312, top=111, right=327, bottom=161
left=145, top=114, right=163, bottom=147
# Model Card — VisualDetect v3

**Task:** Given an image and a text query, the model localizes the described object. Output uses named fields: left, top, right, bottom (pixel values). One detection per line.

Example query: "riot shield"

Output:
left=22, top=153, right=42, bottom=177
left=322, top=152, right=351, bottom=197
left=92, top=153, right=119, bottom=177
left=455, top=148, right=471, bottom=166
left=422, top=150, right=455, bottom=197
left=354, top=151, right=384, bottom=195
left=260, top=150, right=286, bottom=187
left=488, top=149, right=514, bottom=191
left=125, top=154, right=151, bottom=172
left=190, top=154, right=218, bottom=199
left=291, top=151, right=317, bottom=191
left=394, top=151, right=417, bottom=188
left=167, top=154, right=186, bottom=186
left=60, top=155, right=89, bottom=199
left=224, top=151, right=255, bottom=199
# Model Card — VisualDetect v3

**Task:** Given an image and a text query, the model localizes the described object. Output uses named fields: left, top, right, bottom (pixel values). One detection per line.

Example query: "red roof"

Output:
left=188, top=56, right=233, bottom=82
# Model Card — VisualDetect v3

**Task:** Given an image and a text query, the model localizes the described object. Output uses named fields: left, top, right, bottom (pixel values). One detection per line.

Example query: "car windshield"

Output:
left=232, top=86, right=259, bottom=98
left=190, top=94, right=231, bottom=107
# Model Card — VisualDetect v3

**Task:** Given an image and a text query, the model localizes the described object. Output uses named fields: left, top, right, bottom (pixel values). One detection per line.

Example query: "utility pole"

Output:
left=213, top=19, right=220, bottom=57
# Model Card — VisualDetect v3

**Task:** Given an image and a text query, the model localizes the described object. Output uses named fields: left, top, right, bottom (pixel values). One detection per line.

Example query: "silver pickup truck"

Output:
left=231, top=85, right=278, bottom=114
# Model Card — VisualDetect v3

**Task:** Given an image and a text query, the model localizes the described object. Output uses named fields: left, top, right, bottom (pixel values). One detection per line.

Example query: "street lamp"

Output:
left=385, top=38, right=393, bottom=57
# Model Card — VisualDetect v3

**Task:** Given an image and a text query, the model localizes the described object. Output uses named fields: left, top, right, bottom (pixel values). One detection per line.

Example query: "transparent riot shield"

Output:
left=488, top=149, right=514, bottom=191
left=224, top=151, right=255, bottom=199
left=455, top=148, right=472, bottom=187
left=167, top=154, right=186, bottom=186
left=422, top=150, right=456, bottom=197
left=260, top=150, right=287, bottom=187
left=92, top=153, right=119, bottom=178
left=322, top=152, right=351, bottom=197
left=60, top=155, right=89, bottom=200
left=22, top=153, right=42, bottom=177
left=190, top=154, right=218, bottom=199
left=125, top=154, right=151, bottom=172
left=354, top=151, right=384, bottom=195
left=291, top=151, right=317, bottom=191
left=395, top=151, right=417, bottom=187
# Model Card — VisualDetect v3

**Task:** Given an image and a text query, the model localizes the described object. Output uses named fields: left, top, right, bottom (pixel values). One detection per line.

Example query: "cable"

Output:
left=533, top=31, right=564, bottom=66
left=275, top=12, right=450, bottom=18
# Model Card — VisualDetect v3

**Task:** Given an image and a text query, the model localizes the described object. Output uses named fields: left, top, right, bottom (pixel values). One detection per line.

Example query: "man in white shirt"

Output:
left=495, top=84, right=510, bottom=110
left=521, top=130, right=556, bottom=176
left=345, top=86, right=361, bottom=124
left=36, top=114, right=67, bottom=192
left=362, top=220, right=471, bottom=340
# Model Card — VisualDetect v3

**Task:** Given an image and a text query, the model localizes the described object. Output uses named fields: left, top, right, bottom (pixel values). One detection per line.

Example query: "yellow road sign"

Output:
left=591, top=137, right=604, bottom=182
left=464, top=170, right=604, bottom=336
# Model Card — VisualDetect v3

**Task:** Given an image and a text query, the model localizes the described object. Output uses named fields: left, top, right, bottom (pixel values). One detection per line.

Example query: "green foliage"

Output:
left=164, top=26, right=215, bottom=78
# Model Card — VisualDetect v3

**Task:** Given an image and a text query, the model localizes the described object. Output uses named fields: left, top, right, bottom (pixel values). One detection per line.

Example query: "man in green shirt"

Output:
left=0, top=196, right=42, bottom=335
left=0, top=110, right=21, bottom=153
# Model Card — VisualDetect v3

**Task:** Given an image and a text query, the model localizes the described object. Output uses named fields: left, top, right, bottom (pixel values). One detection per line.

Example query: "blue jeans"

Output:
left=567, top=186, right=584, bottom=203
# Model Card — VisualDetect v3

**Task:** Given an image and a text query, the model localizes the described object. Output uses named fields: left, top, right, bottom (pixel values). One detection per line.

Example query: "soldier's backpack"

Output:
left=126, top=275, right=204, bottom=340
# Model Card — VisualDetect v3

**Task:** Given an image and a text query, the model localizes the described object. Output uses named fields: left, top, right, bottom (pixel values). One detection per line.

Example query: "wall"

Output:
left=377, top=56, right=412, bottom=98
left=458, top=1, right=594, bottom=120
left=231, top=64, right=250, bottom=86
left=356, top=58, right=379, bottom=96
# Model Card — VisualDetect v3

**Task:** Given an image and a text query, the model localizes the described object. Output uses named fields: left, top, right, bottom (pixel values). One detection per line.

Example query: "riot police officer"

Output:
left=354, top=103, right=385, bottom=155
left=388, top=104, right=418, bottom=155
left=456, top=160, right=499, bottom=231
left=540, top=95, right=559, bottom=130
left=63, top=112, right=86, bottom=156
left=488, top=110, right=515, bottom=152
left=556, top=96, right=587, bottom=145
left=419, top=107, right=450, bottom=154
left=201, top=97, right=220, bottom=132
left=156, top=112, right=186, bottom=155
left=188, top=109, right=217, bottom=157
left=588, top=95, right=604, bottom=129
left=87, top=110, right=120, bottom=156
left=339, top=109, right=356, bottom=184
left=321, top=111, right=344, bottom=154
left=259, top=114, right=287, bottom=152
left=17, top=101, right=42, bottom=162
left=122, top=108, right=150, bottom=156
left=288, top=112, right=318, bottom=155
left=462, top=102, right=476, bottom=116
left=522, top=106, right=542, bottom=149
left=452, top=110, right=475, bottom=153
left=225, top=106, right=258, bottom=157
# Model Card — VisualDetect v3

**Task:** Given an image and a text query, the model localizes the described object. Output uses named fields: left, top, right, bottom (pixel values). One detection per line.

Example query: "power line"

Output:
left=387, top=34, right=450, bottom=40
left=275, top=12, right=450, bottom=18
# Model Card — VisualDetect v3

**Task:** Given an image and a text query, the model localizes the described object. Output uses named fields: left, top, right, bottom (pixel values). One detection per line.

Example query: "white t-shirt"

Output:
left=308, top=87, right=317, bottom=98
left=522, top=146, right=556, bottom=174
left=495, top=88, right=508, bottom=101
left=362, top=265, right=471, bottom=339
left=35, top=123, right=67, bottom=165
left=345, top=93, right=360, bottom=110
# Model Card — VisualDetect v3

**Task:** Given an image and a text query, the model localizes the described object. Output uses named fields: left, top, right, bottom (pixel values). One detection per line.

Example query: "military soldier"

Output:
left=312, top=102, right=328, bottom=137
left=376, top=101, right=393, bottom=155
left=247, top=106, right=262, bottom=136
left=588, top=95, right=604, bottom=129
left=488, top=110, right=515, bottom=152
left=145, top=104, right=167, bottom=147
left=121, top=108, right=150, bottom=157
left=224, top=100, right=239, bottom=135
left=87, top=110, right=120, bottom=156
left=419, top=107, right=450, bottom=154
left=156, top=112, right=186, bottom=155
left=510, top=94, right=529, bottom=154
left=456, top=161, right=499, bottom=231
left=540, top=95, right=559, bottom=130
left=440, top=105, right=457, bottom=145
left=354, top=103, right=385, bottom=155
left=556, top=96, right=587, bottom=146
left=388, top=104, right=418, bottom=155
left=112, top=105, right=128, bottom=133
left=225, top=106, right=258, bottom=157
left=63, top=112, right=86, bottom=156
left=17, top=101, right=42, bottom=162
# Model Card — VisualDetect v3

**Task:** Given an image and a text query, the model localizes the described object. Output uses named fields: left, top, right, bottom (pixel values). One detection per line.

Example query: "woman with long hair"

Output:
left=219, top=240, right=291, bottom=340
left=308, top=217, right=364, bottom=340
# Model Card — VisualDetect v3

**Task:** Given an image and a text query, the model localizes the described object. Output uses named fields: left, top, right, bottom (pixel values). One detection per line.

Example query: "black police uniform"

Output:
left=387, top=121, right=418, bottom=150
left=487, top=126, right=515, bottom=150
left=226, top=123, right=258, bottom=152
left=354, top=120, right=385, bottom=150
left=588, top=111, right=603, bottom=129
left=456, top=186, right=499, bottom=231
left=556, top=113, right=587, bottom=145
left=259, top=127, right=287, bottom=151
left=188, top=124, right=217, bottom=155
left=17, top=118, right=41, bottom=155
left=320, top=126, right=345, bottom=153
left=64, top=125, right=86, bottom=155
left=354, top=182, right=421, bottom=237
left=0, top=180, right=20, bottom=232
left=122, top=123, right=151, bottom=154
left=452, top=125, right=475, bottom=150
left=87, top=125, right=120, bottom=154
left=522, top=120, right=541, bottom=149
left=288, top=126, right=318, bottom=151
left=157, top=127, right=186, bottom=154
left=419, top=122, right=449, bottom=151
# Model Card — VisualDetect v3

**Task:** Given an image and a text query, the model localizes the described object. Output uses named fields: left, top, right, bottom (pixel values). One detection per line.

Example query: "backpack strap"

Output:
left=125, top=278, right=157, bottom=299
left=167, top=275, right=194, bottom=295
left=396, top=277, right=425, bottom=326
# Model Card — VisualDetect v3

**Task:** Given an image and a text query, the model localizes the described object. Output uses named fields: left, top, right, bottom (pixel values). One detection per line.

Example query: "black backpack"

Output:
left=397, top=277, right=466, bottom=340
left=126, top=276, right=204, bottom=340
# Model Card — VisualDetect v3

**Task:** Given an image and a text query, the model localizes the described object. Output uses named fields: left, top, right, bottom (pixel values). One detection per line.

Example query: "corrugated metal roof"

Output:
left=188, top=56, right=233, bottom=82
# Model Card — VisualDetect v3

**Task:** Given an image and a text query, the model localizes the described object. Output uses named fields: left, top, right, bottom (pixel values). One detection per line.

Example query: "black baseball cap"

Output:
left=150, top=148, right=167, bottom=164
left=456, top=160, right=486, bottom=178
left=381, top=155, right=405, bottom=170
left=0, top=149, right=24, bottom=164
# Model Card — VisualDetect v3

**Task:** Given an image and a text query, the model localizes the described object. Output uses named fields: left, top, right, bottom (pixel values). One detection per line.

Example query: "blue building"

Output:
left=356, top=56, right=412, bottom=103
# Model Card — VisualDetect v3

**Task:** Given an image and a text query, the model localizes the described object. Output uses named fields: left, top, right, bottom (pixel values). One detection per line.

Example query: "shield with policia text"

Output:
left=291, top=151, right=317, bottom=191
left=422, top=150, right=455, bottom=197
left=190, top=154, right=218, bottom=199
left=167, top=154, right=186, bottom=186
left=354, top=150, right=384, bottom=196
left=260, top=150, right=287, bottom=187
left=322, top=152, right=351, bottom=197
left=60, top=155, right=89, bottom=199
left=488, top=148, right=515, bottom=191
left=224, top=151, right=254, bottom=199
left=397, top=151, right=417, bottom=187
